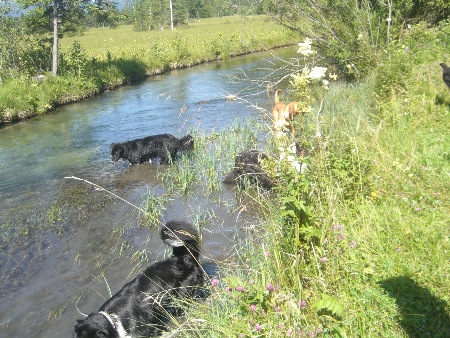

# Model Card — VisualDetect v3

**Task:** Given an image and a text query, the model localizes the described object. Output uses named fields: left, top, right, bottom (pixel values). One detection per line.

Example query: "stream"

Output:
left=0, top=46, right=298, bottom=337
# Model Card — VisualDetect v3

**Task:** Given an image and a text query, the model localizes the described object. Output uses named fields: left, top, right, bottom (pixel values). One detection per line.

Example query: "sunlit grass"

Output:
left=61, top=16, right=297, bottom=64
left=158, top=40, right=450, bottom=336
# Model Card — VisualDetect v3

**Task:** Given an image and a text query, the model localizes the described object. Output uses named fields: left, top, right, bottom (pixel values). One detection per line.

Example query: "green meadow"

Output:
left=0, top=16, right=297, bottom=123
left=61, top=16, right=296, bottom=66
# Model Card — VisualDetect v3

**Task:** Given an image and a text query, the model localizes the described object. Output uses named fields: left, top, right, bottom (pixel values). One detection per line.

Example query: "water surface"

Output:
left=0, top=46, right=298, bottom=337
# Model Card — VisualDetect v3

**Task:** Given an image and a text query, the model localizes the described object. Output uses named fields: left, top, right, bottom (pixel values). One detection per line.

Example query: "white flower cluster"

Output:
left=278, top=143, right=307, bottom=174
left=307, top=66, right=327, bottom=80
left=306, top=66, right=329, bottom=90
left=297, top=38, right=316, bottom=57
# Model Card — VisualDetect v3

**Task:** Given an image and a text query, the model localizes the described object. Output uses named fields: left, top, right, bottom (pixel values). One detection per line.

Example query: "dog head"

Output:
left=110, top=143, right=126, bottom=163
left=179, top=135, right=194, bottom=151
left=74, top=313, right=118, bottom=338
left=288, top=102, right=302, bottom=116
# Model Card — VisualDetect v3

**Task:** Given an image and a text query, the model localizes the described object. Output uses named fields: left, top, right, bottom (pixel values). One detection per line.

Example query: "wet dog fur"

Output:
left=73, top=220, right=203, bottom=338
left=223, top=150, right=274, bottom=190
left=110, top=134, right=194, bottom=165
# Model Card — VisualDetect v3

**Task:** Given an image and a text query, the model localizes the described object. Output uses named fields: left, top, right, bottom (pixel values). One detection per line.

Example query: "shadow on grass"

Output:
left=86, top=57, right=149, bottom=89
left=378, top=276, right=450, bottom=338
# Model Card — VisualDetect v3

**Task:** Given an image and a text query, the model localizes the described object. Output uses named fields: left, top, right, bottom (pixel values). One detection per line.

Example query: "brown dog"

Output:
left=272, top=89, right=302, bottom=139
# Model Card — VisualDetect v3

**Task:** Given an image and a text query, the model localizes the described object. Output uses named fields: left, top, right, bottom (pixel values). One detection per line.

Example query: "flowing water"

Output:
left=0, top=46, right=298, bottom=337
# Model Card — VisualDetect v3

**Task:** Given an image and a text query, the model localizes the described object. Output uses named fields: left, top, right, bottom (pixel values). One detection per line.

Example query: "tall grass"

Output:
left=153, top=23, right=450, bottom=337
left=157, top=119, right=260, bottom=197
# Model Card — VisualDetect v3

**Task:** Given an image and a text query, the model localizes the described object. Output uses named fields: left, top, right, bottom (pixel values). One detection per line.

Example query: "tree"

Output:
left=18, top=0, right=121, bottom=76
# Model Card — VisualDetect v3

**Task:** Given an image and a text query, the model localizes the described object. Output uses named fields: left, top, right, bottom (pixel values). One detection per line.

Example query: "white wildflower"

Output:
left=329, top=73, right=338, bottom=81
left=297, top=37, right=316, bottom=57
left=300, top=162, right=308, bottom=174
left=307, top=67, right=327, bottom=81
left=357, top=33, right=364, bottom=41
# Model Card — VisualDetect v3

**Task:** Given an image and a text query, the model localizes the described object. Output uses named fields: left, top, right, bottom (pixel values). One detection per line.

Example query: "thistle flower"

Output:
left=236, top=285, right=244, bottom=292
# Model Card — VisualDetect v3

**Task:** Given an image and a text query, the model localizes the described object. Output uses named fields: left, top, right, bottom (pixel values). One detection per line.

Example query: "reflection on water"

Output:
left=0, top=47, right=297, bottom=337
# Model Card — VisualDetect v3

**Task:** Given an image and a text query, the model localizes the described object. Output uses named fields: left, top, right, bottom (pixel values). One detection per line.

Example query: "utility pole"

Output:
left=169, top=0, right=173, bottom=30
left=52, top=0, right=58, bottom=76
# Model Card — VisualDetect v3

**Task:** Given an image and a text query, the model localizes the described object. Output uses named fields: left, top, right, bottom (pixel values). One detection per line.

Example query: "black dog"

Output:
left=223, top=150, right=274, bottom=189
left=110, top=134, right=194, bottom=165
left=74, top=220, right=203, bottom=338
left=440, top=63, right=450, bottom=89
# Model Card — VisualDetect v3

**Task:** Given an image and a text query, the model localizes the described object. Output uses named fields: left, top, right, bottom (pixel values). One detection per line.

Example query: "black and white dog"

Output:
left=223, top=150, right=274, bottom=190
left=110, top=134, right=194, bottom=165
left=74, top=220, right=203, bottom=338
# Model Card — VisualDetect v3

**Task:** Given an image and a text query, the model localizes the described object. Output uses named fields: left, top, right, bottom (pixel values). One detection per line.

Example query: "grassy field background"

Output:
left=0, top=16, right=297, bottom=123
left=61, top=16, right=296, bottom=66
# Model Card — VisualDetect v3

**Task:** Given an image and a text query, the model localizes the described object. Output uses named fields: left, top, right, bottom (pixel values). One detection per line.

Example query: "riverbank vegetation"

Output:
left=140, top=7, right=449, bottom=338
left=0, top=15, right=296, bottom=123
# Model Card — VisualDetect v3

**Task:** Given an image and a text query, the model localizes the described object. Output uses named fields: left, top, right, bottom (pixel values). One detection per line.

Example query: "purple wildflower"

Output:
left=332, top=224, right=343, bottom=231
left=211, top=279, right=219, bottom=287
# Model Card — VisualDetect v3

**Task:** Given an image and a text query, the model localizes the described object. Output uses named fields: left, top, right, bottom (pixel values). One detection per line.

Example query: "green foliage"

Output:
left=314, top=294, right=344, bottom=318
left=170, top=35, right=191, bottom=63
left=60, top=41, right=89, bottom=77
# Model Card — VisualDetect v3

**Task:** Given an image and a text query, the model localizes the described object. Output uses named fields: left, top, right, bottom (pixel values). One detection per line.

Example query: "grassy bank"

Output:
left=0, top=16, right=297, bottom=124
left=145, top=23, right=450, bottom=337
